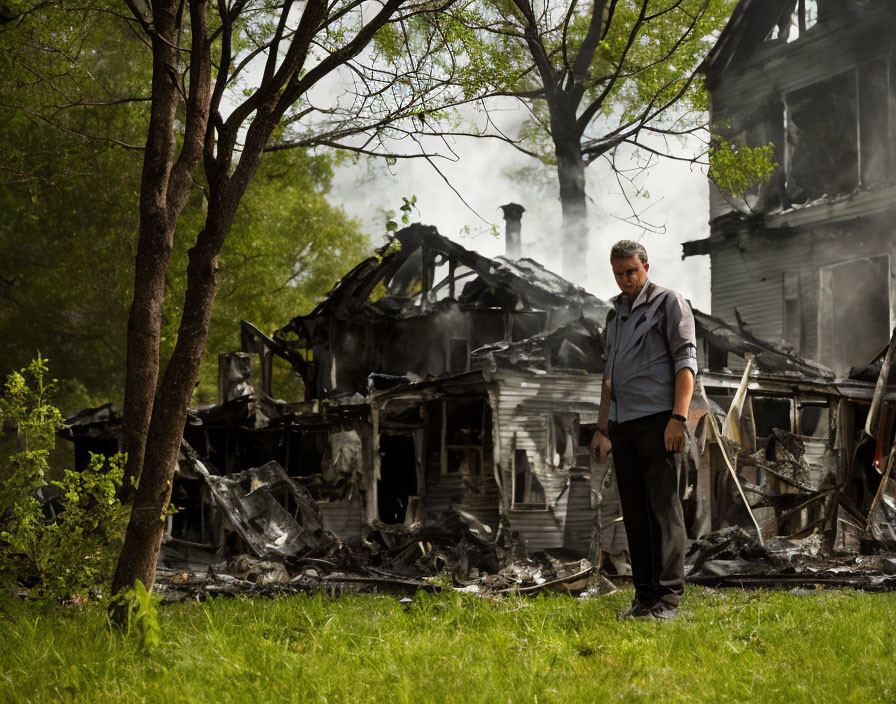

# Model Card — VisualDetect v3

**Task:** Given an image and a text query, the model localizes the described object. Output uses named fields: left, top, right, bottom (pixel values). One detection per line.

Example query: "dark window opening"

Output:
left=705, top=342, right=729, bottom=373
left=513, top=449, right=545, bottom=506
left=183, top=425, right=207, bottom=457
left=287, top=428, right=330, bottom=478
left=469, top=311, right=507, bottom=349
left=235, top=429, right=283, bottom=471
left=425, top=400, right=443, bottom=475
left=445, top=398, right=484, bottom=446
left=205, top=428, right=230, bottom=471
left=766, top=0, right=818, bottom=42
left=751, top=396, right=793, bottom=438
left=377, top=433, right=418, bottom=524
left=822, top=256, right=890, bottom=374
left=786, top=71, right=858, bottom=204
left=799, top=404, right=829, bottom=438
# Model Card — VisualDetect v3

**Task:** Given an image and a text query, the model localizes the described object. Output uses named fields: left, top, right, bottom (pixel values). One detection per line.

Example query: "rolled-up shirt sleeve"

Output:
left=665, top=293, right=698, bottom=378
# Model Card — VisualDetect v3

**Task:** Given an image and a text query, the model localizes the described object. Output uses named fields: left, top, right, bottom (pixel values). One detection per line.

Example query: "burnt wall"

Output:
left=708, top=216, right=896, bottom=372
left=707, top=8, right=896, bottom=221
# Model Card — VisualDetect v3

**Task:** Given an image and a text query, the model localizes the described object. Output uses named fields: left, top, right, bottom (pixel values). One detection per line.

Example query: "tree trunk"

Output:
left=110, top=218, right=232, bottom=600
left=110, top=150, right=264, bottom=605
left=109, top=0, right=397, bottom=620
left=120, top=22, right=182, bottom=494
left=554, top=122, right=589, bottom=284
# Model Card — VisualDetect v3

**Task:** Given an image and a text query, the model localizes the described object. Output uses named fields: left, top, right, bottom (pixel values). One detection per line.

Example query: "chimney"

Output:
left=500, top=203, right=525, bottom=259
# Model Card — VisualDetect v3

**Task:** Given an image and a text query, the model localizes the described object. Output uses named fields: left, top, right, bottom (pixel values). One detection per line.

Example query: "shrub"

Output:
left=0, top=356, right=129, bottom=600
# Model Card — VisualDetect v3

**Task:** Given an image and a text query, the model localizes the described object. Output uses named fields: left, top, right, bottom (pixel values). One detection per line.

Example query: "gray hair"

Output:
left=610, top=239, right=648, bottom=264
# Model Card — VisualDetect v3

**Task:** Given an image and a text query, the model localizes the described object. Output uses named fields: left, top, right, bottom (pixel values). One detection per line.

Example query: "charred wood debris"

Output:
left=59, top=225, right=896, bottom=601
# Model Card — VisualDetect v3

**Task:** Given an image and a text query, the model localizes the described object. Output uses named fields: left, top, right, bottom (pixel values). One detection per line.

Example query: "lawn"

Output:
left=1, top=587, right=894, bottom=703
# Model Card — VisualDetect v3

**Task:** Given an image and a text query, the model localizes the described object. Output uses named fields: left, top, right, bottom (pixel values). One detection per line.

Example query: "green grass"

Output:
left=1, top=587, right=894, bottom=703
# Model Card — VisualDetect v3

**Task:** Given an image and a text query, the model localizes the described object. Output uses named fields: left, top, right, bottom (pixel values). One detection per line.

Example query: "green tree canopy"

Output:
left=0, top=6, right=369, bottom=412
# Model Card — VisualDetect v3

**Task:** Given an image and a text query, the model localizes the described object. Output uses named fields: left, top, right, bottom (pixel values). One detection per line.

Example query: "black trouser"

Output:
left=609, top=411, right=685, bottom=608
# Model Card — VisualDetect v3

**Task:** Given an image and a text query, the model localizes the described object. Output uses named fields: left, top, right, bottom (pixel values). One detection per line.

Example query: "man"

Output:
left=590, top=240, right=697, bottom=620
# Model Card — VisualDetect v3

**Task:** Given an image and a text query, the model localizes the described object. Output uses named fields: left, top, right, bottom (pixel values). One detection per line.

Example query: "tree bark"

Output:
left=111, top=151, right=265, bottom=599
left=122, top=0, right=211, bottom=494
left=111, top=215, right=235, bottom=599
left=121, top=12, right=182, bottom=493
left=110, top=0, right=405, bottom=619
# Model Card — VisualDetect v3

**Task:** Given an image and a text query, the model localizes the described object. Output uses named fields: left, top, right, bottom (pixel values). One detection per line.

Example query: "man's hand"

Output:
left=590, top=429, right=612, bottom=463
left=664, top=418, right=687, bottom=453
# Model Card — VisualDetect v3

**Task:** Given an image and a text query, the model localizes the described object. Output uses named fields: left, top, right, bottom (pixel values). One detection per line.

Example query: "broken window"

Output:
left=766, top=0, right=818, bottom=43
left=513, top=449, right=546, bottom=507
left=714, top=101, right=786, bottom=212
left=703, top=341, right=728, bottom=373
left=818, top=256, right=890, bottom=373
left=577, top=423, right=597, bottom=468
left=444, top=398, right=484, bottom=446
left=859, top=59, right=890, bottom=187
left=443, top=398, right=486, bottom=477
left=751, top=396, right=793, bottom=439
left=786, top=71, right=859, bottom=203
left=428, top=254, right=452, bottom=302
left=425, top=262, right=478, bottom=302
left=469, top=311, right=507, bottom=350
left=799, top=403, right=830, bottom=438
left=551, top=413, right=579, bottom=468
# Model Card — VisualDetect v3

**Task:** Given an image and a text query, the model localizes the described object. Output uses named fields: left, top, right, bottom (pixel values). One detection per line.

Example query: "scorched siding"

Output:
left=709, top=219, right=896, bottom=364
left=491, top=369, right=602, bottom=551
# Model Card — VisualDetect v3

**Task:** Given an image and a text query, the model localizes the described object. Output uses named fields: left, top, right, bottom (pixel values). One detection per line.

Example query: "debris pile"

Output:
left=154, top=549, right=608, bottom=603
left=685, top=526, right=896, bottom=590
left=155, top=480, right=614, bottom=601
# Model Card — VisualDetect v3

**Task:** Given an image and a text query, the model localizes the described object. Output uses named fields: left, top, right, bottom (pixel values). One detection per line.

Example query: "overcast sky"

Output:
left=326, top=102, right=713, bottom=311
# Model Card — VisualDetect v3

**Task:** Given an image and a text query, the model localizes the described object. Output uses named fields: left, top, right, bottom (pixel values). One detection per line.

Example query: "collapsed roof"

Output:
left=253, top=224, right=832, bottom=398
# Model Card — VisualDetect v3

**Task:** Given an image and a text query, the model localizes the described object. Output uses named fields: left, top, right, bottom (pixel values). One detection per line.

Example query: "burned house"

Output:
left=59, top=221, right=896, bottom=589
left=223, top=224, right=613, bottom=554
left=683, top=0, right=896, bottom=374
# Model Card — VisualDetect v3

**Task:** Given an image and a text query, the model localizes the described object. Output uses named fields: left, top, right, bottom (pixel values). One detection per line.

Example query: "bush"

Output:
left=0, top=356, right=129, bottom=600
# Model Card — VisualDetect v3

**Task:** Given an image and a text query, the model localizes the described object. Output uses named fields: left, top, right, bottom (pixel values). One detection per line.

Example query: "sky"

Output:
left=326, top=101, right=714, bottom=311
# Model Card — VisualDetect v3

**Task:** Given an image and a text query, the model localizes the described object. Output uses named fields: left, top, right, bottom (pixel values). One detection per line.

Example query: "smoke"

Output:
left=327, top=101, right=712, bottom=310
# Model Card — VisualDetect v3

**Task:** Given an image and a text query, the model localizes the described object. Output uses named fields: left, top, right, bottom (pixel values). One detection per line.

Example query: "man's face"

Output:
left=611, top=254, right=649, bottom=299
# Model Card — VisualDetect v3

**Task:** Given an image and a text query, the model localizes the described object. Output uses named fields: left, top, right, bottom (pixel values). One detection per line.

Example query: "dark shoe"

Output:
left=647, top=603, right=679, bottom=621
left=618, top=601, right=652, bottom=619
